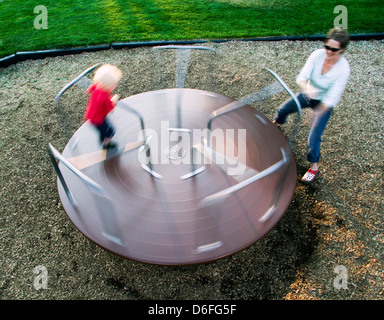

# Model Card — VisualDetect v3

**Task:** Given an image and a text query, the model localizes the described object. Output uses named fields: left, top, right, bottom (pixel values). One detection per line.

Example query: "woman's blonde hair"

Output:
left=93, top=64, right=122, bottom=91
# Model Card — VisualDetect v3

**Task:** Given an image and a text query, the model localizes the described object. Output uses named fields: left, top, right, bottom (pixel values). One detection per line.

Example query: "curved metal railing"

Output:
left=265, top=68, right=302, bottom=145
left=54, top=63, right=101, bottom=106
left=198, top=146, right=290, bottom=211
left=153, top=45, right=218, bottom=128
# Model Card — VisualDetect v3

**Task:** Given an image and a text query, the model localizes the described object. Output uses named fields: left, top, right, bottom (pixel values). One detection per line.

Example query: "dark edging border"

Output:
left=1, top=33, right=383, bottom=69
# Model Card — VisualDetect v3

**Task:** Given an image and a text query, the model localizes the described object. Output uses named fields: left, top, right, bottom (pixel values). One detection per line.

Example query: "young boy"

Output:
left=84, top=64, right=122, bottom=149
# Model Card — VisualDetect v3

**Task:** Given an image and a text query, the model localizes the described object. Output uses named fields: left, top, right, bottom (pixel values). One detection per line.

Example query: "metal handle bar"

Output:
left=206, top=68, right=302, bottom=147
left=153, top=45, right=217, bottom=128
left=48, top=143, right=109, bottom=202
left=117, top=100, right=146, bottom=135
left=206, top=80, right=286, bottom=147
left=53, top=63, right=101, bottom=106
left=265, top=68, right=302, bottom=116
left=199, top=147, right=289, bottom=208
left=207, top=99, right=246, bottom=134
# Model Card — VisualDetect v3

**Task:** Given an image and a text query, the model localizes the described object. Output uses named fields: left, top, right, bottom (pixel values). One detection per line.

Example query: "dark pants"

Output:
left=275, top=93, right=333, bottom=163
left=95, top=117, right=115, bottom=143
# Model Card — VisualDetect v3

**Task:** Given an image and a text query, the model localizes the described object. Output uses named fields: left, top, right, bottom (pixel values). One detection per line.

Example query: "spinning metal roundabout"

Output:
left=49, top=46, right=301, bottom=265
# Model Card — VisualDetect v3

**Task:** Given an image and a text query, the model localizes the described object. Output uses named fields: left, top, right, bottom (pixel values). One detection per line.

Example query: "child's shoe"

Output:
left=103, top=141, right=118, bottom=150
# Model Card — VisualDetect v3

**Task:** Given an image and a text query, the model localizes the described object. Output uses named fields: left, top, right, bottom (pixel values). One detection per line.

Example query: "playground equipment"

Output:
left=49, top=46, right=301, bottom=265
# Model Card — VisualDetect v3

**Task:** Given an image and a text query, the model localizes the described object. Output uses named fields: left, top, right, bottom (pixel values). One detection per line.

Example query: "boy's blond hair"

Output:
left=93, top=64, right=122, bottom=91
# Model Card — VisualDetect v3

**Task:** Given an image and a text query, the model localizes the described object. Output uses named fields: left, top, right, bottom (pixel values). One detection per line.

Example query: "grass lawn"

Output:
left=0, top=0, right=383, bottom=58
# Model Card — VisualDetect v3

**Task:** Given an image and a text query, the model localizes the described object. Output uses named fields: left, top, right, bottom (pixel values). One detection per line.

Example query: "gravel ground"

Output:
left=0, top=40, right=383, bottom=300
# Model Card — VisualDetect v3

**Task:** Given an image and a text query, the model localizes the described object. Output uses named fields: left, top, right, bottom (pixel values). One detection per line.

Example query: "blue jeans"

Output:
left=275, top=93, right=333, bottom=164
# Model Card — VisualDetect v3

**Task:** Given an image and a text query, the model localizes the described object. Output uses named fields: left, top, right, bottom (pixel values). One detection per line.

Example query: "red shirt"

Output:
left=84, top=84, right=115, bottom=126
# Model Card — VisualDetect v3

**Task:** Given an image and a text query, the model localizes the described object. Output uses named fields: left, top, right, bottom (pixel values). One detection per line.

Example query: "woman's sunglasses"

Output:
left=324, top=44, right=341, bottom=52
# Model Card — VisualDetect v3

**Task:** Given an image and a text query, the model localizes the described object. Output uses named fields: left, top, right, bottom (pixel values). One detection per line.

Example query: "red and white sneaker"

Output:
left=301, top=169, right=318, bottom=185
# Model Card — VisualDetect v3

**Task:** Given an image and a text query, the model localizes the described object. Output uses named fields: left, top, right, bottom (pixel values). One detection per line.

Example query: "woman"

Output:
left=273, top=28, right=350, bottom=184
